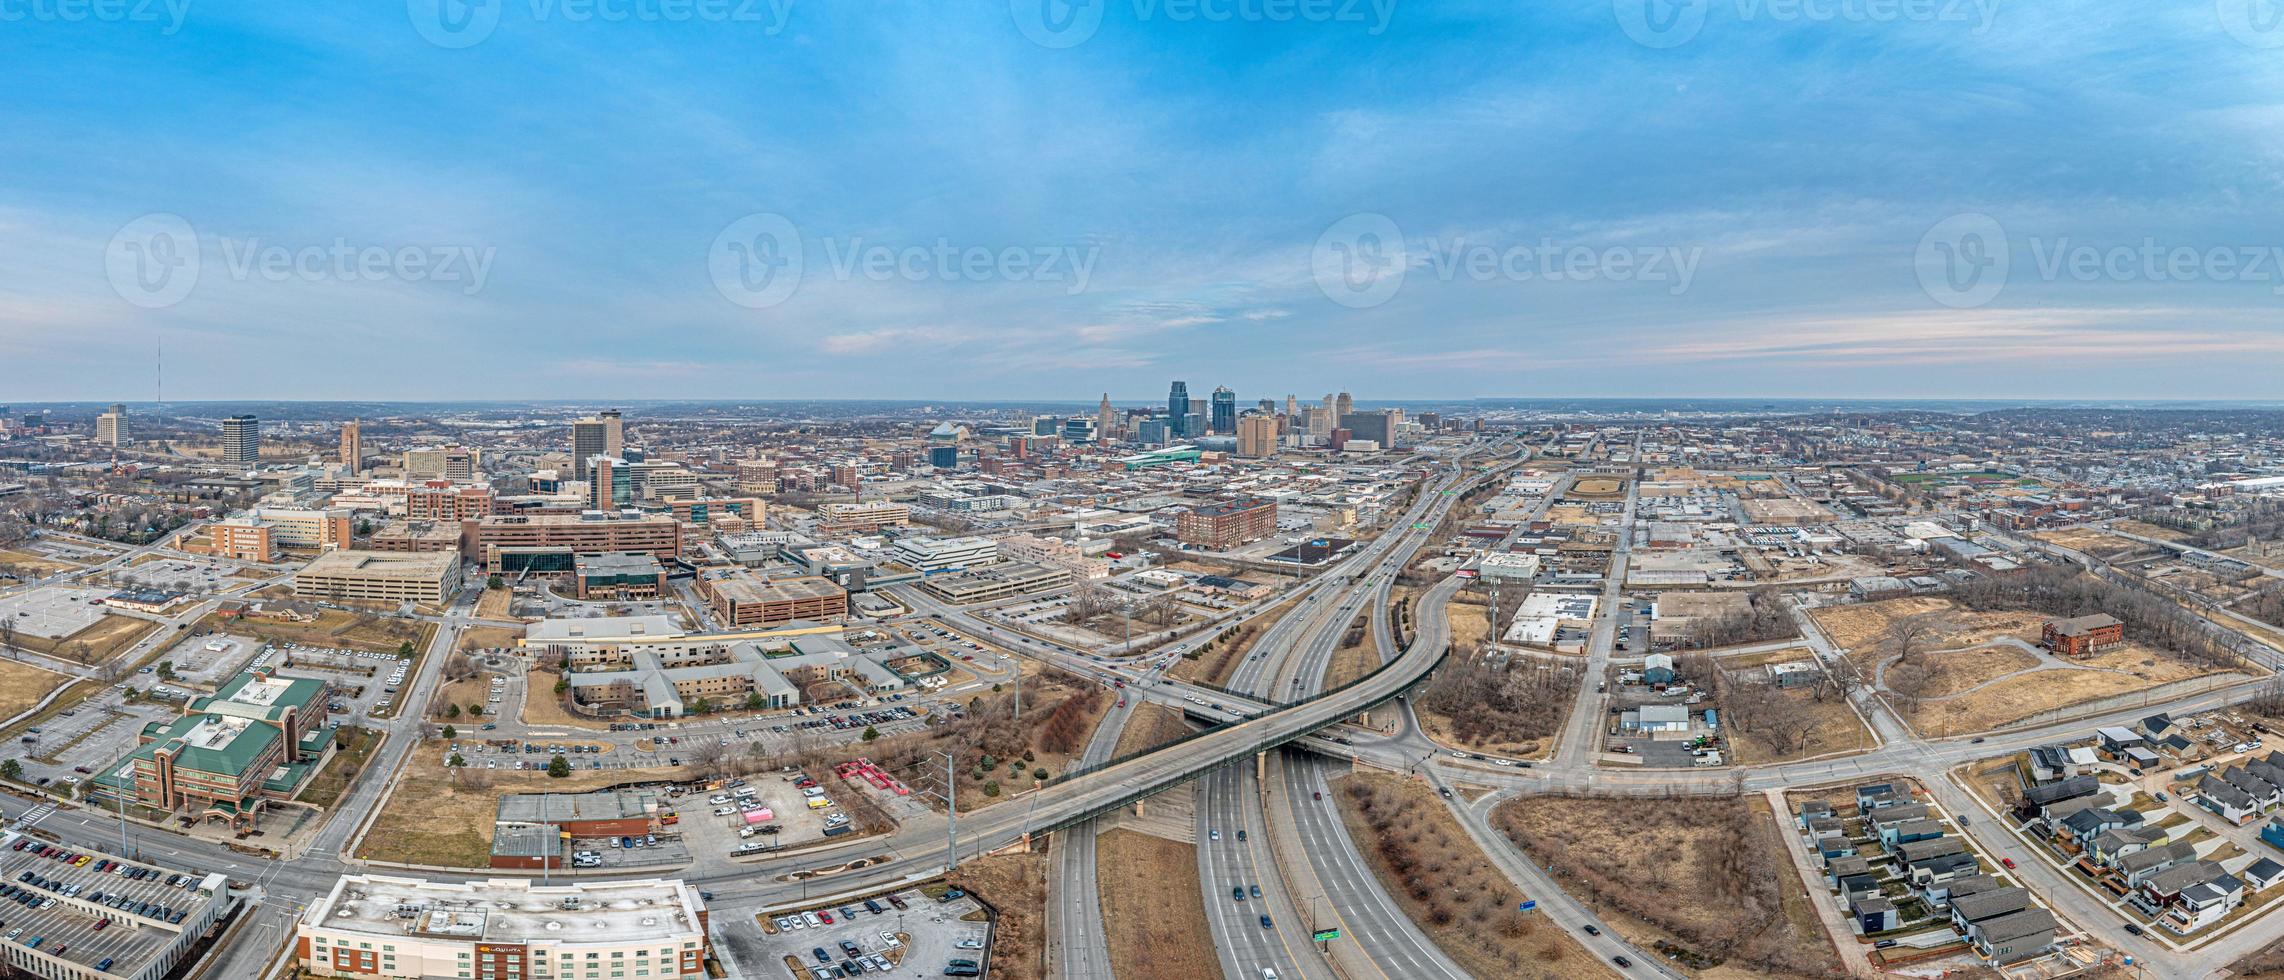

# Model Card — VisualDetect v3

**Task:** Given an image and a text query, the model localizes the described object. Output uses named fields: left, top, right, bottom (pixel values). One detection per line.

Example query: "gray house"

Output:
left=1969, top=908, right=2058, bottom=963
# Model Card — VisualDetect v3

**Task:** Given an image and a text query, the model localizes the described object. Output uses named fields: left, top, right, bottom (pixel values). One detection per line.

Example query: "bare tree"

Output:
left=0, top=617, right=16, bottom=662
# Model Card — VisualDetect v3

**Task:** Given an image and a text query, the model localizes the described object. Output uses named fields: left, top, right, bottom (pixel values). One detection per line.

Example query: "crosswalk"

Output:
left=14, top=802, right=56, bottom=829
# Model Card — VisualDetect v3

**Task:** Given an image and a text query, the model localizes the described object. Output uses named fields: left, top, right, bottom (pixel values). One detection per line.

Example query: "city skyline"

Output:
left=9, top=5, right=2284, bottom=400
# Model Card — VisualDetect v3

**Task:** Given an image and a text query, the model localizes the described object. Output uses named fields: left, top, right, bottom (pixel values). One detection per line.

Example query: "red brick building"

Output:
left=1176, top=498, right=1279, bottom=550
left=2042, top=614, right=2125, bottom=657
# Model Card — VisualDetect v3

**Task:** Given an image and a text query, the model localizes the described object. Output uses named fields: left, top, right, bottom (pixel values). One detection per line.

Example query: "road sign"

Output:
left=1518, top=900, right=1538, bottom=912
left=1310, top=928, right=1342, bottom=943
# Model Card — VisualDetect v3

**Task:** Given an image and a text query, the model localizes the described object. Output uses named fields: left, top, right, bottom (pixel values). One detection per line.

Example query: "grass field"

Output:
left=298, top=727, right=382, bottom=809
left=474, top=588, right=516, bottom=621
left=1725, top=689, right=1874, bottom=765
left=357, top=743, right=682, bottom=867
left=0, top=550, right=84, bottom=577
left=2114, top=519, right=2191, bottom=542
left=1493, top=794, right=1841, bottom=978
left=1094, top=829, right=1216, bottom=980
left=1909, top=643, right=2235, bottom=733
left=1807, top=596, right=2043, bottom=661
left=521, top=680, right=613, bottom=729
left=1333, top=773, right=1609, bottom=979
left=2031, top=527, right=2145, bottom=559
left=455, top=625, right=524, bottom=656
left=0, top=659, right=75, bottom=721
left=1912, top=644, right=2041, bottom=698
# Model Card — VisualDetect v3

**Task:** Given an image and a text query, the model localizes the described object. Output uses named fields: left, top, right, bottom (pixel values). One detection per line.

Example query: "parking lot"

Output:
left=0, top=586, right=114, bottom=639
left=674, top=771, right=863, bottom=861
left=154, top=633, right=259, bottom=690
left=115, top=558, right=233, bottom=594
left=12, top=688, right=179, bottom=792
left=750, top=887, right=990, bottom=980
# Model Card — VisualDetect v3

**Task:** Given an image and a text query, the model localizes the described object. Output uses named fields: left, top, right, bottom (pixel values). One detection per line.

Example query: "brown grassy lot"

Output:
left=12, top=615, right=159, bottom=664
left=1724, top=689, right=1873, bottom=765
left=1908, top=642, right=2236, bottom=733
left=1494, top=795, right=1842, bottom=978
left=474, top=588, right=516, bottom=620
left=2030, top=527, right=2145, bottom=559
left=1094, top=830, right=1216, bottom=980
left=1807, top=597, right=2043, bottom=662
left=1447, top=593, right=1492, bottom=650
left=521, top=681, right=613, bottom=729
left=818, top=672, right=1110, bottom=812
left=455, top=625, right=524, bottom=656
left=1169, top=592, right=1303, bottom=686
left=0, top=550, right=83, bottom=577
left=298, top=727, right=382, bottom=809
left=1323, top=611, right=1379, bottom=689
left=2113, top=519, right=2190, bottom=542
left=201, top=608, right=434, bottom=654
left=357, top=743, right=681, bottom=867
left=0, top=660, right=75, bottom=720
left=1110, top=702, right=1194, bottom=758
left=1333, top=774, right=1609, bottom=979
left=943, top=853, right=1047, bottom=980
left=1912, top=644, right=2041, bottom=698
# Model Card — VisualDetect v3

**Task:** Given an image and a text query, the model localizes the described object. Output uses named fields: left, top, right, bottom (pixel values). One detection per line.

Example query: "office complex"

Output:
left=890, top=534, right=999, bottom=572
left=207, top=517, right=275, bottom=561
left=1167, top=380, right=1189, bottom=437
left=221, top=414, right=260, bottom=464
left=250, top=507, right=354, bottom=550
left=297, top=875, right=708, bottom=980
left=294, top=549, right=464, bottom=605
left=697, top=572, right=849, bottom=628
left=571, top=410, right=623, bottom=480
left=96, top=403, right=130, bottom=446
left=1210, top=385, right=1236, bottom=434
left=470, top=511, right=681, bottom=572
left=816, top=500, right=909, bottom=534
left=339, top=418, right=362, bottom=474
left=1237, top=412, right=1278, bottom=457
left=1176, top=498, right=1279, bottom=549
left=93, top=668, right=331, bottom=827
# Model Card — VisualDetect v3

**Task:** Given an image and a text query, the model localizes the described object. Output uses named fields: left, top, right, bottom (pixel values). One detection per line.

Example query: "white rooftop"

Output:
left=307, top=874, right=704, bottom=946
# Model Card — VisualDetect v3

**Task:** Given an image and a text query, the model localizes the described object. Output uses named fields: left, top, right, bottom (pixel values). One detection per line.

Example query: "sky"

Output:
left=4, top=0, right=2284, bottom=402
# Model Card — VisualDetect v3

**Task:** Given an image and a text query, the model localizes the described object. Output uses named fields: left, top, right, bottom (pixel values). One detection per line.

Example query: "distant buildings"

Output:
left=339, top=418, right=362, bottom=474
left=1167, top=381, right=1190, bottom=438
left=470, top=511, right=680, bottom=573
left=1236, top=413, right=1278, bottom=458
left=221, top=414, right=260, bottom=464
left=571, top=409, right=623, bottom=480
left=817, top=500, right=910, bottom=535
left=96, top=402, right=130, bottom=446
left=1210, top=386, right=1237, bottom=434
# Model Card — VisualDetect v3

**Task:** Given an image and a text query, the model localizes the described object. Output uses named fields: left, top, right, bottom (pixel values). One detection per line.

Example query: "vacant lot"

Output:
left=1494, top=795, right=1841, bottom=977
left=1909, top=642, right=2236, bottom=733
left=2114, top=519, right=2190, bottom=542
left=358, top=743, right=681, bottom=868
left=1094, top=829, right=1215, bottom=980
left=1910, top=644, right=2041, bottom=698
left=13, top=615, right=158, bottom=664
left=202, top=608, right=434, bottom=655
left=2031, top=527, right=2146, bottom=559
left=823, top=672, right=1110, bottom=811
left=474, top=588, right=516, bottom=621
left=1333, top=774, right=1606, bottom=979
left=0, top=550, right=82, bottom=577
left=1808, top=597, right=2043, bottom=663
left=1323, top=611, right=1380, bottom=689
left=0, top=659, right=75, bottom=720
left=1724, top=688, right=1873, bottom=765
left=299, top=727, right=383, bottom=809
left=522, top=681, right=612, bottom=729
left=1415, top=654, right=1574, bottom=758
left=456, top=625, right=523, bottom=656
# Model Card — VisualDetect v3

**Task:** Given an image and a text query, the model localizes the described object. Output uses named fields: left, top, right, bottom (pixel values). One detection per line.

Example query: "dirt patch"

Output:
left=945, top=853, right=1047, bottom=980
left=1332, top=773, right=1607, bottom=979
left=522, top=679, right=613, bottom=730
left=1908, top=643, right=2235, bottom=733
left=1912, top=644, right=2041, bottom=698
left=0, top=550, right=83, bottom=577
left=1493, top=794, right=1842, bottom=977
left=1807, top=597, right=2042, bottom=664
left=202, top=608, right=434, bottom=655
left=456, top=625, right=523, bottom=656
left=299, top=726, right=383, bottom=809
left=474, top=588, right=517, bottom=621
left=1324, top=611, right=1379, bottom=690
left=2113, top=519, right=2190, bottom=542
left=1094, top=829, right=1216, bottom=980
left=2031, top=527, right=2145, bottom=559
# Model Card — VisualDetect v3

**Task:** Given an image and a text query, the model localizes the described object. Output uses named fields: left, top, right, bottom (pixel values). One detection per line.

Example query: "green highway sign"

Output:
left=1310, top=928, right=1342, bottom=943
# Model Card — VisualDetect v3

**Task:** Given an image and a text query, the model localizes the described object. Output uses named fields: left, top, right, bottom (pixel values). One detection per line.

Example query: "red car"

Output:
left=2001, top=857, right=2017, bottom=869
left=818, top=911, right=834, bottom=924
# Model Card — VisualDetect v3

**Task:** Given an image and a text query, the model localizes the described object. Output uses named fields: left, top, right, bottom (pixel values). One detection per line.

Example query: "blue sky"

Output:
left=4, top=0, right=2283, bottom=401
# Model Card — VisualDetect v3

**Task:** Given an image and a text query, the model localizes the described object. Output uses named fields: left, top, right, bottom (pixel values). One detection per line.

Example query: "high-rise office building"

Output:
left=571, top=410, right=624, bottom=480
left=1096, top=393, right=1115, bottom=442
left=1341, top=409, right=1397, bottom=448
left=1166, top=381, right=1189, bottom=438
left=1210, top=387, right=1237, bottom=435
left=221, top=414, right=260, bottom=465
left=1237, top=413, right=1278, bottom=457
left=96, top=403, right=130, bottom=446
left=1335, top=392, right=1354, bottom=418
left=339, top=419, right=362, bottom=474
left=1284, top=394, right=1298, bottom=419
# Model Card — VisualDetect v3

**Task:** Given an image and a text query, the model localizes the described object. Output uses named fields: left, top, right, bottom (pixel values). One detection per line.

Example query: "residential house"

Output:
left=2085, top=825, right=2170, bottom=871
left=1908, top=850, right=1980, bottom=887
left=1857, top=782, right=1904, bottom=812
left=1796, top=799, right=1835, bottom=831
left=1852, top=894, right=1900, bottom=934
left=2057, top=807, right=2140, bottom=845
left=2198, top=774, right=2261, bottom=825
left=2243, top=857, right=2284, bottom=892
left=2224, top=766, right=2284, bottom=811
left=2022, top=775, right=2099, bottom=816
left=2140, top=712, right=2176, bottom=742
left=1949, top=887, right=2032, bottom=932
left=1804, top=813, right=1847, bottom=842
left=1968, top=908, right=2058, bottom=963
left=1814, top=837, right=1857, bottom=867
left=1879, top=818, right=1949, bottom=849
left=2166, top=873, right=2245, bottom=934
left=2119, top=842, right=2200, bottom=888
left=1926, top=873, right=2002, bottom=910
left=2097, top=726, right=2148, bottom=756
left=1824, top=854, right=1873, bottom=888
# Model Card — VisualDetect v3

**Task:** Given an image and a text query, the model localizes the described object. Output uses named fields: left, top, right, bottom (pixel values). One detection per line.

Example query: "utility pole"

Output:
left=943, top=751, right=959, bottom=871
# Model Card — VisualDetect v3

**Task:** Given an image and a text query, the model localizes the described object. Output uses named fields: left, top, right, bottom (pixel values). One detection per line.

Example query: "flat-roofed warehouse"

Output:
left=298, top=874, right=708, bottom=980
left=0, top=831, right=232, bottom=980
left=293, top=549, right=463, bottom=605
left=697, top=572, right=848, bottom=628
